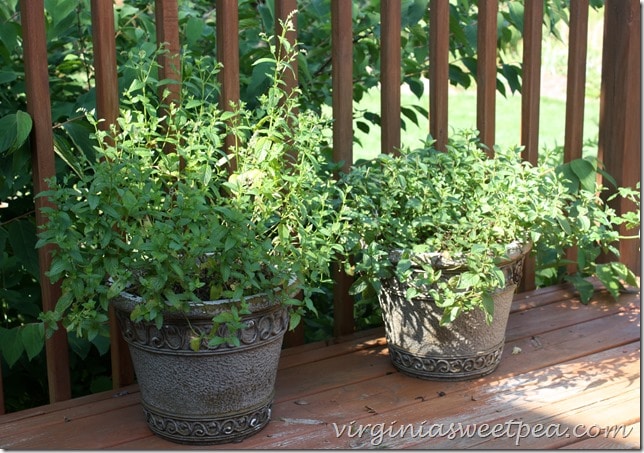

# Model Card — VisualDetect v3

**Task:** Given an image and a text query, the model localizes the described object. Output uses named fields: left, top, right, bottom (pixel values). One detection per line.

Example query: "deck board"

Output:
left=0, top=281, right=639, bottom=450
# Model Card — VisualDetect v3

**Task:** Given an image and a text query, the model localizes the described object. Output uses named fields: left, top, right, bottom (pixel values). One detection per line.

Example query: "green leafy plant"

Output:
left=338, top=129, right=639, bottom=325
left=0, top=0, right=608, bottom=411
left=36, top=21, right=343, bottom=348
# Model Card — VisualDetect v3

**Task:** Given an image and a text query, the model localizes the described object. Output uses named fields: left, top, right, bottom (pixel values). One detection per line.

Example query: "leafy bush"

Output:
left=338, top=130, right=639, bottom=324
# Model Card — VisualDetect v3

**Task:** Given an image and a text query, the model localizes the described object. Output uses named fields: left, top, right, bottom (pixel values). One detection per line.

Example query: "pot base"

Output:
left=388, top=341, right=504, bottom=381
left=143, top=397, right=273, bottom=445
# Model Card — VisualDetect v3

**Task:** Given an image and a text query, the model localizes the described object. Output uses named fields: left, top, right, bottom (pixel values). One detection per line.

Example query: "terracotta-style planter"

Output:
left=112, top=290, right=289, bottom=445
left=379, top=243, right=530, bottom=380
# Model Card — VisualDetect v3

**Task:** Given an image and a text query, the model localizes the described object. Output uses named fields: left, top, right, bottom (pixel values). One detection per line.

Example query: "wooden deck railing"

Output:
left=2, top=0, right=640, bottom=414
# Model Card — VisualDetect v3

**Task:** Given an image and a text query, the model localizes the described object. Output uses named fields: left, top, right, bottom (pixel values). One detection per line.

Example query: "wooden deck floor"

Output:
left=0, top=279, right=640, bottom=449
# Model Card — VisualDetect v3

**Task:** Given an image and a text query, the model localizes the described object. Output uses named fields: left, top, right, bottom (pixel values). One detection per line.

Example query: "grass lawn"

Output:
left=351, top=87, right=601, bottom=162
left=350, top=7, right=604, bottom=163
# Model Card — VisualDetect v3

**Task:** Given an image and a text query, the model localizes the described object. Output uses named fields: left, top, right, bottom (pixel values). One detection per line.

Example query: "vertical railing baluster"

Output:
left=91, top=0, right=136, bottom=388
left=564, top=0, right=589, bottom=162
left=476, top=0, right=498, bottom=153
left=562, top=0, right=589, bottom=275
left=331, top=0, right=354, bottom=337
left=428, top=0, right=449, bottom=151
left=519, top=0, right=543, bottom=291
left=381, top=0, right=401, bottom=155
left=155, top=0, right=181, bottom=110
left=520, top=0, right=543, bottom=167
left=20, top=0, right=72, bottom=403
left=216, top=0, right=240, bottom=171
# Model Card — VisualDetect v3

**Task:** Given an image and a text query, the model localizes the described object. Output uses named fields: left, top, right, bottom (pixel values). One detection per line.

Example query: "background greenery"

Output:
left=0, top=0, right=604, bottom=411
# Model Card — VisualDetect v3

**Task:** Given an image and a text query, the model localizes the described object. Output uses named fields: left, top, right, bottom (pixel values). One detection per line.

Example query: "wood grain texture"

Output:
left=476, top=0, right=498, bottom=152
left=380, top=0, right=401, bottom=155
left=428, top=0, right=449, bottom=151
left=216, top=0, right=240, bottom=170
left=1, top=281, right=638, bottom=449
left=19, top=0, right=71, bottom=404
left=563, top=0, right=589, bottom=162
left=598, top=0, right=641, bottom=274
left=520, top=0, right=543, bottom=166
left=331, top=0, right=354, bottom=337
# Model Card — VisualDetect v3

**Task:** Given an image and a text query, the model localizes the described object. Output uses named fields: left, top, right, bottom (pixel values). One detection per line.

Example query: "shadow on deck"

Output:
left=0, top=279, right=640, bottom=449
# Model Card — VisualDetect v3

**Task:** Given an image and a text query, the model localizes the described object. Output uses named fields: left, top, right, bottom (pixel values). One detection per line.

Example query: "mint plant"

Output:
left=36, top=21, right=343, bottom=346
left=338, top=130, right=639, bottom=325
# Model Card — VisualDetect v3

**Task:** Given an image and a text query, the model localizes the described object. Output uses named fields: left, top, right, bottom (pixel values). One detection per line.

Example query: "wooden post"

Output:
left=20, top=0, right=72, bottom=403
left=564, top=0, right=589, bottom=162
left=598, top=0, right=641, bottom=274
left=476, top=0, right=498, bottom=153
left=155, top=0, right=181, bottom=109
left=563, top=0, right=589, bottom=275
left=518, top=0, right=543, bottom=292
left=381, top=0, right=401, bottom=155
left=216, top=0, right=240, bottom=170
left=331, top=0, right=354, bottom=337
left=216, top=0, right=240, bottom=108
left=520, top=0, right=543, bottom=167
left=428, top=0, right=449, bottom=151
left=91, top=0, right=136, bottom=389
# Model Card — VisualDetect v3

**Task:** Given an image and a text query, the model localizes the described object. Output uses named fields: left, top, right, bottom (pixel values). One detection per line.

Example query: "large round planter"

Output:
left=111, top=290, right=290, bottom=445
left=379, top=243, right=530, bottom=381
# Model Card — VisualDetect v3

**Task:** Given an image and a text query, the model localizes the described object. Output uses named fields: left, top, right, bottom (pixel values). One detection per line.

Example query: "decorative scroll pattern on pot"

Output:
left=143, top=401, right=272, bottom=444
left=388, top=342, right=504, bottom=380
left=115, top=305, right=289, bottom=353
left=503, top=253, right=526, bottom=287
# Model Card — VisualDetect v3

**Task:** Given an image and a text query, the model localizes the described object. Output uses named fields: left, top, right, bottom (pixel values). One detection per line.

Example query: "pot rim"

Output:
left=111, top=276, right=298, bottom=320
left=388, top=241, right=532, bottom=270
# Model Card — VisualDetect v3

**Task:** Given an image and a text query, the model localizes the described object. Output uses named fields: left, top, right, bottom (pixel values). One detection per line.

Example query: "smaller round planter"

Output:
left=379, top=243, right=530, bottom=381
left=112, top=289, right=290, bottom=445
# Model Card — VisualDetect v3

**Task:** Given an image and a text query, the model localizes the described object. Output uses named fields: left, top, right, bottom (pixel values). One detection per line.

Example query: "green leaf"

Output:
left=46, top=258, right=69, bottom=281
left=7, top=218, right=39, bottom=279
left=348, top=276, right=369, bottom=295
left=609, top=262, right=639, bottom=288
left=457, top=271, right=480, bottom=289
left=570, top=158, right=596, bottom=192
left=189, top=336, right=201, bottom=352
left=14, top=110, right=32, bottom=149
left=62, top=120, right=97, bottom=162
left=53, top=132, right=83, bottom=178
left=0, top=327, right=24, bottom=367
left=507, top=2, right=525, bottom=33
left=289, top=311, right=302, bottom=331
left=481, top=293, right=495, bottom=317
left=566, top=275, right=595, bottom=304
left=404, top=286, right=418, bottom=300
left=595, top=263, right=623, bottom=299
left=0, top=70, right=18, bottom=84
left=203, top=165, right=212, bottom=186
left=185, top=16, right=205, bottom=46
left=0, top=115, right=18, bottom=152
left=406, top=77, right=425, bottom=99
left=20, top=323, right=45, bottom=361
left=0, top=111, right=33, bottom=153
left=91, top=334, right=111, bottom=356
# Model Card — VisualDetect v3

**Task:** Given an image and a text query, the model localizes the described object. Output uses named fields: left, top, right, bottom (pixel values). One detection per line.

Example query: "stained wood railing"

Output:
left=2, top=0, right=640, bottom=414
